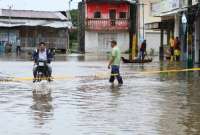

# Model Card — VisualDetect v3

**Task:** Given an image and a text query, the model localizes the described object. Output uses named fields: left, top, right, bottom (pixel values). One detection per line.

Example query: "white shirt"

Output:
left=16, top=39, right=21, bottom=47
left=38, top=49, right=47, bottom=61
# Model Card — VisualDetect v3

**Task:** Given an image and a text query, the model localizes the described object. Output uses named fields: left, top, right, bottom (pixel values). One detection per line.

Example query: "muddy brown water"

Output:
left=0, top=54, right=200, bottom=135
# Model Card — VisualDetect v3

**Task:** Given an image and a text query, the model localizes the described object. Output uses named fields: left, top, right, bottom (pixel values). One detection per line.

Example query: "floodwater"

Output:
left=0, top=54, right=200, bottom=135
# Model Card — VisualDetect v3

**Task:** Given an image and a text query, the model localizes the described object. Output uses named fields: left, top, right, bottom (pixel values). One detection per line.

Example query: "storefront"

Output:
left=0, top=9, right=72, bottom=54
left=151, top=0, right=181, bottom=60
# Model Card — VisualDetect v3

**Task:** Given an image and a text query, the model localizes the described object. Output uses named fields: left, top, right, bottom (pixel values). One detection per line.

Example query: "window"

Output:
left=94, top=11, right=101, bottom=18
left=119, top=12, right=127, bottom=19
left=109, top=10, right=116, bottom=19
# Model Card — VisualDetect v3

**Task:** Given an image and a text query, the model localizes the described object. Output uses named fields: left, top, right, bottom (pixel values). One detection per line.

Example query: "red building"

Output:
left=79, top=0, right=137, bottom=54
left=86, top=1, right=129, bottom=31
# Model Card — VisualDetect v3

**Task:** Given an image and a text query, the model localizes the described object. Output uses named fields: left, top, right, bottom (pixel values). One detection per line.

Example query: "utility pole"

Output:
left=67, top=0, right=73, bottom=53
left=128, top=0, right=138, bottom=60
left=8, top=5, right=13, bottom=45
left=69, top=0, right=73, bottom=11
left=69, top=1, right=71, bottom=11
left=142, top=3, right=144, bottom=40
left=187, top=0, right=193, bottom=67
left=137, top=2, right=145, bottom=41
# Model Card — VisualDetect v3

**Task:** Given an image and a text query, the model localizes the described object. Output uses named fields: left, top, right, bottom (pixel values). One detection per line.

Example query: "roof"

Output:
left=0, top=19, right=72, bottom=28
left=0, top=9, right=68, bottom=21
left=0, top=9, right=72, bottom=28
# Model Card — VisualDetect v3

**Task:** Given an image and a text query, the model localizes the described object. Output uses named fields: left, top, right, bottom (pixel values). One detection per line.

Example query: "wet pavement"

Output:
left=0, top=54, right=200, bottom=135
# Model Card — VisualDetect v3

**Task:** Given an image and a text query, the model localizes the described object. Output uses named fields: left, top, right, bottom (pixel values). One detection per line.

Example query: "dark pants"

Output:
left=33, top=64, right=52, bottom=78
left=16, top=46, right=21, bottom=54
left=109, top=65, right=123, bottom=84
left=175, top=56, right=180, bottom=61
left=139, top=51, right=145, bottom=61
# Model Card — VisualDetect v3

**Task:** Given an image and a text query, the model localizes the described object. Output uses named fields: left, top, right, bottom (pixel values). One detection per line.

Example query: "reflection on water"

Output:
left=0, top=56, right=200, bottom=135
left=0, top=53, right=32, bottom=61
left=31, top=89, right=53, bottom=127
left=0, top=53, right=110, bottom=62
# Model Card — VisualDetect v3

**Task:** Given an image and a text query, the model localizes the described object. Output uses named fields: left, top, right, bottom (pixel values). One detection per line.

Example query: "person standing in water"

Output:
left=108, top=40, right=123, bottom=85
left=139, top=40, right=147, bottom=61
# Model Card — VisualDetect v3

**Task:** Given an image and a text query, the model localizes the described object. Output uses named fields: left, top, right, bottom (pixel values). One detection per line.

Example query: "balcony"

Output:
left=85, top=19, right=129, bottom=31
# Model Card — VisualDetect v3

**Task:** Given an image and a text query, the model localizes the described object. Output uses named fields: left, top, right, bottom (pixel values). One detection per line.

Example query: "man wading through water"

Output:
left=108, top=40, right=123, bottom=86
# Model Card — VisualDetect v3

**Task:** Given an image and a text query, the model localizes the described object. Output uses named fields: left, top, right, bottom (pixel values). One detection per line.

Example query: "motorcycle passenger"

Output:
left=32, top=42, right=53, bottom=82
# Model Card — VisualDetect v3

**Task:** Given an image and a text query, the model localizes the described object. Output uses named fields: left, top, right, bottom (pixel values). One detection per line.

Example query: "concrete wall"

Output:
left=145, top=31, right=160, bottom=55
left=145, top=31, right=167, bottom=55
left=85, top=31, right=98, bottom=53
left=85, top=31, right=129, bottom=53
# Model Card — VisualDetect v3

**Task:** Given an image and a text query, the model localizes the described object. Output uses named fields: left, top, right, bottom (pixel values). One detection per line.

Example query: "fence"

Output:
left=86, top=19, right=129, bottom=31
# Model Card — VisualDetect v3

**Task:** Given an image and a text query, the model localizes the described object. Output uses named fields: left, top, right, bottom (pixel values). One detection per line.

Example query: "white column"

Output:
left=174, top=14, right=180, bottom=37
left=195, top=17, right=200, bottom=63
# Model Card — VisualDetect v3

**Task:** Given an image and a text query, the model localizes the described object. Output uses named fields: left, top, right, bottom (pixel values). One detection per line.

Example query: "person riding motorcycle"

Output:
left=32, top=42, right=53, bottom=82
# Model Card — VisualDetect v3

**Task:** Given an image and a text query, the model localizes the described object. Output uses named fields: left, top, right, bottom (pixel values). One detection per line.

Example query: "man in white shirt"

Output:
left=32, top=42, right=53, bottom=82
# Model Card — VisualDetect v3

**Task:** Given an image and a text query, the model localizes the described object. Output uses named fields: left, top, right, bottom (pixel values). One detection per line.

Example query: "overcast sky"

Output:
left=0, top=0, right=81, bottom=11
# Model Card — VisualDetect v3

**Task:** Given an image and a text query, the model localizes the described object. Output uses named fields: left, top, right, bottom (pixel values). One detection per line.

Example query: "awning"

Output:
left=145, top=21, right=174, bottom=30
left=145, top=22, right=161, bottom=30
left=159, top=8, right=188, bottom=17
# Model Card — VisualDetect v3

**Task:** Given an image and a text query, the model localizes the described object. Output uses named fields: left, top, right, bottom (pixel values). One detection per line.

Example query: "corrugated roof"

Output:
left=0, top=18, right=72, bottom=28
left=0, top=9, right=68, bottom=20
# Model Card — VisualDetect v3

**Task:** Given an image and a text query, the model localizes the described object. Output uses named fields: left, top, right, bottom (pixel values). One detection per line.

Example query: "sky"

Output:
left=0, top=0, right=82, bottom=11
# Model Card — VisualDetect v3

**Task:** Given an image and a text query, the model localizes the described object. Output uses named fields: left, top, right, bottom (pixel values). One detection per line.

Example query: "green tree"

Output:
left=69, top=9, right=78, bottom=52
left=70, top=9, right=78, bottom=27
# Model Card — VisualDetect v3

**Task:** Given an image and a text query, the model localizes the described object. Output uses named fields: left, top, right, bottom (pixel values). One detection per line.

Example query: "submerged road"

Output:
left=0, top=54, right=200, bottom=135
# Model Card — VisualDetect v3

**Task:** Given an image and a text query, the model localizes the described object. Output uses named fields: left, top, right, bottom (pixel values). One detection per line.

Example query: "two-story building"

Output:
left=150, top=0, right=187, bottom=60
left=78, top=0, right=136, bottom=54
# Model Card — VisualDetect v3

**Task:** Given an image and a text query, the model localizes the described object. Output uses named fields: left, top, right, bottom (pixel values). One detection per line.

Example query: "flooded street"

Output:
left=0, top=54, right=200, bottom=135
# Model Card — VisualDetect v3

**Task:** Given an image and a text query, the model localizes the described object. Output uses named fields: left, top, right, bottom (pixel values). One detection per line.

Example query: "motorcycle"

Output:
left=34, top=60, right=52, bottom=83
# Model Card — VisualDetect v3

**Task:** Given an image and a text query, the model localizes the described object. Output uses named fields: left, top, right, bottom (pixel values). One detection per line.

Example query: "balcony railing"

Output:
left=85, top=19, right=129, bottom=31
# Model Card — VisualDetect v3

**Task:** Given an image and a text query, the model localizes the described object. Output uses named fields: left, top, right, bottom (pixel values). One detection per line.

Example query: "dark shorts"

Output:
left=109, top=65, right=123, bottom=84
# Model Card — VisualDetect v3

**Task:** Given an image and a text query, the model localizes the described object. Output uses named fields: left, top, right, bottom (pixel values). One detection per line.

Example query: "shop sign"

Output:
left=160, top=0, right=180, bottom=13
left=192, top=0, right=199, bottom=5
left=151, top=0, right=180, bottom=16
left=151, top=2, right=161, bottom=16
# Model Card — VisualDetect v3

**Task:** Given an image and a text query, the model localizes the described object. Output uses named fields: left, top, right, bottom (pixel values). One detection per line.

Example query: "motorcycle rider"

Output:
left=32, top=42, right=53, bottom=82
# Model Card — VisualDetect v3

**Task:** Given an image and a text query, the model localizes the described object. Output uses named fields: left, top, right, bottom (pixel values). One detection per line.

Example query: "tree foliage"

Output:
left=69, top=9, right=78, bottom=51
left=70, top=9, right=78, bottom=27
